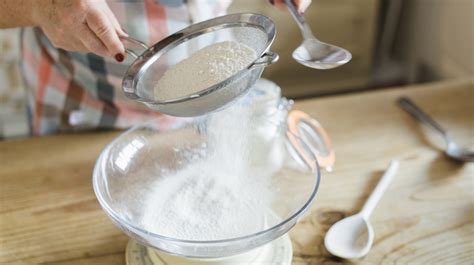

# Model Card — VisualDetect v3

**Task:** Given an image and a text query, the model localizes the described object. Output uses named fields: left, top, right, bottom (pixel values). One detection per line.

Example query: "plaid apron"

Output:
left=21, top=0, right=231, bottom=135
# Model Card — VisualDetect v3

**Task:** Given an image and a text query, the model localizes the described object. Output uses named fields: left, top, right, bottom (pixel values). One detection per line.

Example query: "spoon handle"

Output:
left=398, top=97, right=448, bottom=137
left=284, top=0, right=315, bottom=40
left=360, top=160, right=399, bottom=219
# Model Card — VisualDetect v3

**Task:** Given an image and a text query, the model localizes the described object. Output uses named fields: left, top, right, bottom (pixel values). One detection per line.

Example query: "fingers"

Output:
left=270, top=0, right=287, bottom=11
left=85, top=8, right=125, bottom=58
left=296, top=0, right=311, bottom=13
left=79, top=24, right=110, bottom=57
left=35, top=0, right=127, bottom=59
left=271, top=0, right=312, bottom=13
left=102, top=3, right=128, bottom=37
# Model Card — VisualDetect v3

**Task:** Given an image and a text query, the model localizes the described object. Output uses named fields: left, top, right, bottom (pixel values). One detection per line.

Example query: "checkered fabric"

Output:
left=20, top=0, right=231, bottom=135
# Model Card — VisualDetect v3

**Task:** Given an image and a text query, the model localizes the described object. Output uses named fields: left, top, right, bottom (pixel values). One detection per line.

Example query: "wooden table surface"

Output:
left=1, top=79, right=473, bottom=264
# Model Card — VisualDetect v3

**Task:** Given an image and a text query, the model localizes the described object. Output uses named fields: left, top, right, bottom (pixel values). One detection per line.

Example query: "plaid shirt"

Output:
left=21, top=0, right=231, bottom=135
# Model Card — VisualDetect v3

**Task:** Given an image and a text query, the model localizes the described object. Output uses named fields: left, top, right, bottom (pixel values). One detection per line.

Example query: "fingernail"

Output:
left=115, top=53, right=124, bottom=62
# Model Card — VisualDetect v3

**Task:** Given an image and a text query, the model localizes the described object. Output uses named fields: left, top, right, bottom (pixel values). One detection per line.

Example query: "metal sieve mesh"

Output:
left=122, top=13, right=278, bottom=117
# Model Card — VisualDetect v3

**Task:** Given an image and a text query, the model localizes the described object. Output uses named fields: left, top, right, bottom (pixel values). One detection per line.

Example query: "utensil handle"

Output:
left=360, top=160, right=399, bottom=219
left=398, top=97, right=448, bottom=137
left=287, top=110, right=335, bottom=172
left=284, top=0, right=315, bottom=40
left=248, top=51, right=279, bottom=69
left=120, top=36, right=149, bottom=59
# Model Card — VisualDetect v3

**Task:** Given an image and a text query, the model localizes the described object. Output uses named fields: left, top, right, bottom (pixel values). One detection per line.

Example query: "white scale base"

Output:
left=126, top=234, right=292, bottom=265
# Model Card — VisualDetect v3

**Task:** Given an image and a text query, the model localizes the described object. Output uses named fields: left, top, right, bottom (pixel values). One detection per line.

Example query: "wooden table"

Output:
left=1, top=79, right=473, bottom=264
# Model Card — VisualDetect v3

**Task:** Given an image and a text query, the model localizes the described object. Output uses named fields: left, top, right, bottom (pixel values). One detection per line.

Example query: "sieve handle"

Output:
left=249, top=51, right=279, bottom=69
left=287, top=110, right=335, bottom=172
left=120, top=36, right=149, bottom=59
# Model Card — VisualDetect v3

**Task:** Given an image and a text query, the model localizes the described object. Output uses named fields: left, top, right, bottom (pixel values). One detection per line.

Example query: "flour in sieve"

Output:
left=154, top=41, right=257, bottom=101
left=140, top=106, right=273, bottom=241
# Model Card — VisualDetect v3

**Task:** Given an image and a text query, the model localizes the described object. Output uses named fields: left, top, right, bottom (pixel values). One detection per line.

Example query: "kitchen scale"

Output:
left=126, top=234, right=292, bottom=265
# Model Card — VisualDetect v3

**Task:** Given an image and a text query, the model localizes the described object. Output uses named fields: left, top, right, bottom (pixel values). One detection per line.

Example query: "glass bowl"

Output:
left=93, top=99, right=321, bottom=258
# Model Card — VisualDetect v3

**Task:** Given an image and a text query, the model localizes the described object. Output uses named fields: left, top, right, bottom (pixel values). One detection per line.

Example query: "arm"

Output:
left=0, top=0, right=126, bottom=61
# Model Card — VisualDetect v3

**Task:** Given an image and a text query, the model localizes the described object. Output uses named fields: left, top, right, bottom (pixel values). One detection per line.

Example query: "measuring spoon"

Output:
left=324, top=160, right=400, bottom=259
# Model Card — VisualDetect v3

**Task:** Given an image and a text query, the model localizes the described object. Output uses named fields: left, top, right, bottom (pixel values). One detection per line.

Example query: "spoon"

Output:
left=324, top=160, right=400, bottom=259
left=398, top=97, right=474, bottom=162
left=284, top=0, right=352, bottom=69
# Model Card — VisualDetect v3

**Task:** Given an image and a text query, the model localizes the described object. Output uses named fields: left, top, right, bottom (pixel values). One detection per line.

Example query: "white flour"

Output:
left=141, top=106, right=273, bottom=240
left=154, top=41, right=257, bottom=101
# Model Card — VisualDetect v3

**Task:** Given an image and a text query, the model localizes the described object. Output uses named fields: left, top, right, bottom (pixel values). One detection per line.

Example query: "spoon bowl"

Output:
left=398, top=97, right=474, bottom=162
left=446, top=141, right=474, bottom=162
left=324, top=214, right=373, bottom=259
left=324, top=161, right=399, bottom=259
left=285, top=0, right=352, bottom=69
left=292, top=39, right=352, bottom=69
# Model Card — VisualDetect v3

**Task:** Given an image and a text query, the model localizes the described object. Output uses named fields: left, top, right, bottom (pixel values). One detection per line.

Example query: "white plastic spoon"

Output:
left=324, top=160, right=400, bottom=259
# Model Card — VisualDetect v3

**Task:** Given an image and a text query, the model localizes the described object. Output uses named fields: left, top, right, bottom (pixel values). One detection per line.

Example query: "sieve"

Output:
left=121, top=13, right=279, bottom=117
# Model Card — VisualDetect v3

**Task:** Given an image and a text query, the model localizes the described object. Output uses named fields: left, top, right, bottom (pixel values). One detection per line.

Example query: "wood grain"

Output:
left=289, top=78, right=474, bottom=264
left=1, top=79, right=473, bottom=264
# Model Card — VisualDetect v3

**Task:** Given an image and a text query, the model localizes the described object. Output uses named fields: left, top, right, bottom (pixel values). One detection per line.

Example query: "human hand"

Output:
left=270, top=0, right=312, bottom=13
left=33, top=0, right=127, bottom=61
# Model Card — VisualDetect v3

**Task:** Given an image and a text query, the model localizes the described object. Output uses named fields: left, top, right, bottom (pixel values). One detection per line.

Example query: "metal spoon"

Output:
left=284, top=0, right=352, bottom=69
left=398, top=97, right=474, bottom=162
left=324, top=160, right=400, bottom=259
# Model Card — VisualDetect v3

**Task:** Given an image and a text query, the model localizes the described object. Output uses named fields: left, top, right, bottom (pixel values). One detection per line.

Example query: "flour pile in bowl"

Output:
left=140, top=105, right=274, bottom=241
left=153, top=41, right=257, bottom=101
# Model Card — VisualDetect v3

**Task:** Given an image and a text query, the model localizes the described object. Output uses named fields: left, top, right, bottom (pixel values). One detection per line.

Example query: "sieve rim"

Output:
left=122, top=13, right=277, bottom=105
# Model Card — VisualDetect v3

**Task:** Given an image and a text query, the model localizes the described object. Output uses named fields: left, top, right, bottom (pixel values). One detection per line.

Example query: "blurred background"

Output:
left=0, top=0, right=473, bottom=138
